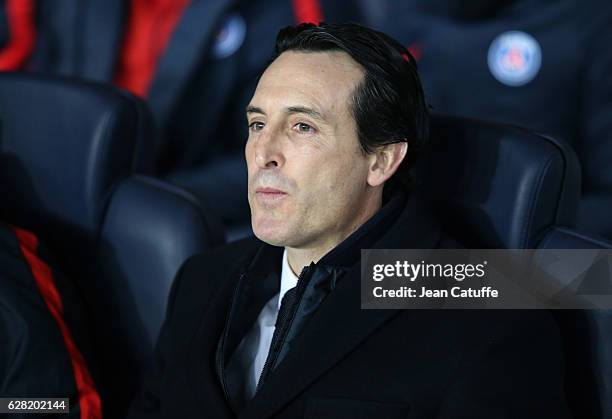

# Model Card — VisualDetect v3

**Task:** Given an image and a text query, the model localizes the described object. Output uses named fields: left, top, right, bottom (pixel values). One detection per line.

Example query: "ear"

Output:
left=366, top=142, right=408, bottom=187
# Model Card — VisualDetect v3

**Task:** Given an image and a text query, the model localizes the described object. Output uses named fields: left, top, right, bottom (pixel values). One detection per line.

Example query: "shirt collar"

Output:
left=278, top=249, right=299, bottom=311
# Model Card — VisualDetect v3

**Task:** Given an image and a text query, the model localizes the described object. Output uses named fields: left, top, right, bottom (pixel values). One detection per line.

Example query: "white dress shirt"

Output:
left=227, top=249, right=298, bottom=400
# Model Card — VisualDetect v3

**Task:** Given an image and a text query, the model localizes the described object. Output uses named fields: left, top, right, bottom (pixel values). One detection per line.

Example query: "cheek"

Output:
left=245, top=141, right=255, bottom=170
left=245, top=141, right=262, bottom=188
left=333, top=149, right=369, bottom=182
left=300, top=153, right=367, bottom=207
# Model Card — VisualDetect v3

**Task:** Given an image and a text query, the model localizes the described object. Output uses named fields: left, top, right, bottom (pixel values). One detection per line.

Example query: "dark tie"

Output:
left=255, top=286, right=298, bottom=393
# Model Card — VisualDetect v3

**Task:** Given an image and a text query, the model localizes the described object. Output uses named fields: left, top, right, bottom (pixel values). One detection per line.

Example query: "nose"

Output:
left=252, top=128, right=285, bottom=169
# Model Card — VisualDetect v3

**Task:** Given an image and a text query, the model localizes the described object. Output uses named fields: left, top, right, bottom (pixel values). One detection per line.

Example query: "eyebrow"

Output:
left=246, top=105, right=327, bottom=123
left=285, top=106, right=327, bottom=123
left=246, top=105, right=265, bottom=115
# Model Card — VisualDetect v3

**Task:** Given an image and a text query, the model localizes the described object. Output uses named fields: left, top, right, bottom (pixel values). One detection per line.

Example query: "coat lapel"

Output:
left=241, top=193, right=443, bottom=419
left=181, top=242, right=281, bottom=418
left=184, top=267, right=239, bottom=419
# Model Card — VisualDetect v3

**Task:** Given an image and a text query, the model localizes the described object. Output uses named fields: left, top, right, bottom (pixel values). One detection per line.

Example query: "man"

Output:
left=129, top=23, right=570, bottom=418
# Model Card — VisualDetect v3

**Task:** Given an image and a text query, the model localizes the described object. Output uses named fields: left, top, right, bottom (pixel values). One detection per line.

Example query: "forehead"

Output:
left=250, top=51, right=364, bottom=119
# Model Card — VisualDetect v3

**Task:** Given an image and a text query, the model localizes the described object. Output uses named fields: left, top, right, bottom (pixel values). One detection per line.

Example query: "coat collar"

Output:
left=316, top=185, right=407, bottom=269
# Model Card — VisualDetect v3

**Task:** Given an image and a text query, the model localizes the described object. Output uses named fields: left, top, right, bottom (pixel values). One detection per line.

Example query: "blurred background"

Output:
left=1, top=0, right=610, bottom=241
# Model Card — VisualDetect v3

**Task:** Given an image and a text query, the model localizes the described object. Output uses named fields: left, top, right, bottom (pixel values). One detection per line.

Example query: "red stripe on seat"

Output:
left=292, top=0, right=324, bottom=24
left=114, top=0, right=191, bottom=97
left=0, top=0, right=36, bottom=70
left=13, top=227, right=102, bottom=419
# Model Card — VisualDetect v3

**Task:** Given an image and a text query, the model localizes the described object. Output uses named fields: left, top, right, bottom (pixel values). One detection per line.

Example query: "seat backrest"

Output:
left=539, top=228, right=612, bottom=419
left=418, top=114, right=611, bottom=419
left=0, top=73, right=223, bottom=416
left=92, top=175, right=224, bottom=417
left=0, top=72, right=155, bottom=264
left=97, top=175, right=224, bottom=355
left=415, top=114, right=581, bottom=248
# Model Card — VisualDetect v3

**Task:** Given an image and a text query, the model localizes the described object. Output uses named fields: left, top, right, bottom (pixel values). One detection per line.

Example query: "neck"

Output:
left=286, top=245, right=333, bottom=277
left=285, top=193, right=382, bottom=276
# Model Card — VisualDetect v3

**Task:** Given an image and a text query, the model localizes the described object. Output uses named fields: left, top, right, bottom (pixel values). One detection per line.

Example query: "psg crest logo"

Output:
left=487, top=31, right=542, bottom=87
left=212, top=14, right=246, bottom=59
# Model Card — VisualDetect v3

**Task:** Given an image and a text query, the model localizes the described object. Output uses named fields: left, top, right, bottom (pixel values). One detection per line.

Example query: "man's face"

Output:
left=245, top=50, right=377, bottom=250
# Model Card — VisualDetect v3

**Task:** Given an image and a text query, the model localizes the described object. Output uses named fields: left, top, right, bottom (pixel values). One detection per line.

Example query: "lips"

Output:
left=256, top=187, right=287, bottom=195
left=254, top=186, right=288, bottom=206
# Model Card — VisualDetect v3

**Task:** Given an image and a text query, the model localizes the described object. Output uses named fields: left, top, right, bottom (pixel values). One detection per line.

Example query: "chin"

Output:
left=251, top=216, right=291, bottom=247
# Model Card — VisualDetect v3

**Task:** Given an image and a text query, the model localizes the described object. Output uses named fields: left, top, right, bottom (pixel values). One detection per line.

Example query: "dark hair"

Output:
left=274, top=22, right=429, bottom=188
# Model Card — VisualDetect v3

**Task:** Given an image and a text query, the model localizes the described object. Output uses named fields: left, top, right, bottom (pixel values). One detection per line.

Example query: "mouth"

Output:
left=255, top=187, right=288, bottom=205
left=256, top=187, right=286, bottom=194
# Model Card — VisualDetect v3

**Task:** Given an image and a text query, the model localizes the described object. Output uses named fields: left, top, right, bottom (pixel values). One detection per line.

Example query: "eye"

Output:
left=249, top=121, right=265, bottom=132
left=293, top=122, right=316, bottom=134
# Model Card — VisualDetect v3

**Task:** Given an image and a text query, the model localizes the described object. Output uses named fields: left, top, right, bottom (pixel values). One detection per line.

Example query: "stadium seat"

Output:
left=0, top=73, right=224, bottom=416
left=417, top=115, right=612, bottom=419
